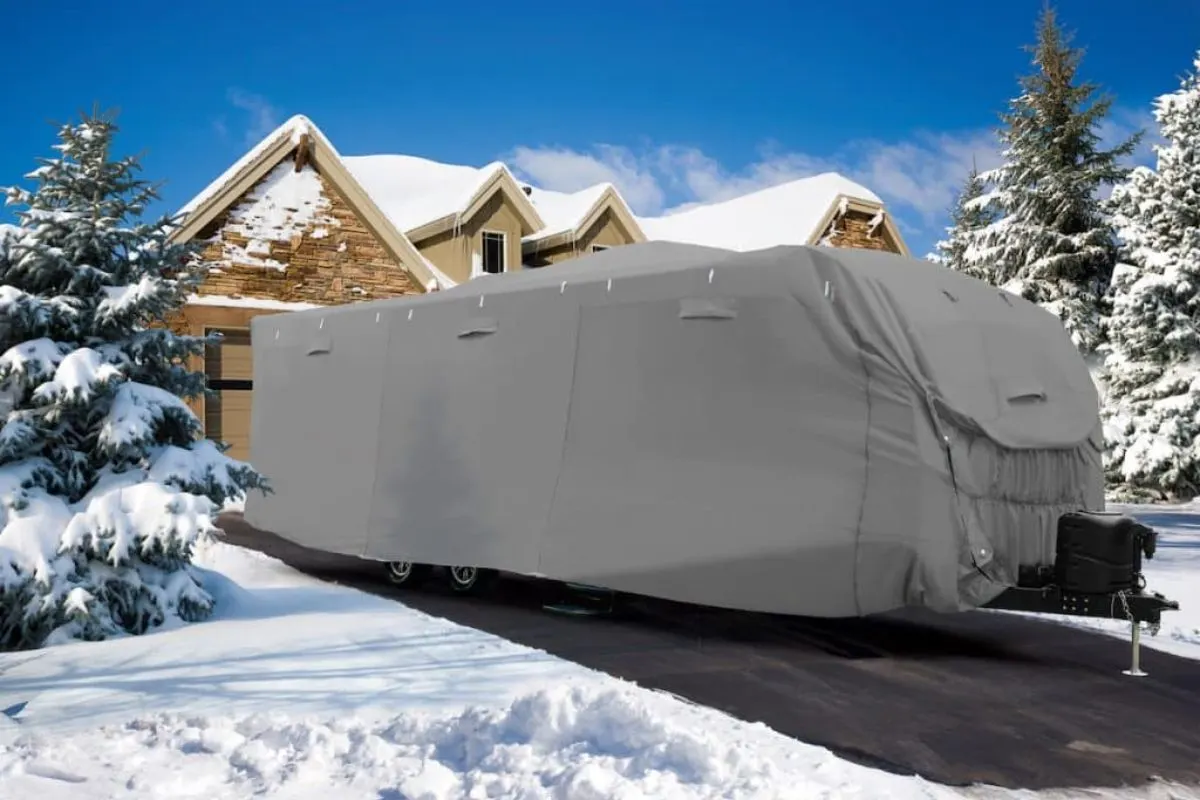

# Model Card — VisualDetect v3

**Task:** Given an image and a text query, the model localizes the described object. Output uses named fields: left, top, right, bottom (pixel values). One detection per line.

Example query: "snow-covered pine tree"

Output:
left=931, top=164, right=998, bottom=281
left=1102, top=52, right=1200, bottom=501
left=0, top=111, right=268, bottom=650
left=959, top=5, right=1139, bottom=357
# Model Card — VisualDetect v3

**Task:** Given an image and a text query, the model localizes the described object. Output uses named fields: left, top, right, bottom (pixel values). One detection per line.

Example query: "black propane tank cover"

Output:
left=1054, top=511, right=1139, bottom=595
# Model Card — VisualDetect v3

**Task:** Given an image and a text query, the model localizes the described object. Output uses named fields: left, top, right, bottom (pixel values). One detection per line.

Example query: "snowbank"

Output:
left=0, top=538, right=964, bottom=799
left=0, top=681, right=966, bottom=800
left=0, top=509, right=1197, bottom=799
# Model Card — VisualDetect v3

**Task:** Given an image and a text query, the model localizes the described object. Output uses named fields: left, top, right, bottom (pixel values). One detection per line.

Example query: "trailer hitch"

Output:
left=983, top=512, right=1181, bottom=677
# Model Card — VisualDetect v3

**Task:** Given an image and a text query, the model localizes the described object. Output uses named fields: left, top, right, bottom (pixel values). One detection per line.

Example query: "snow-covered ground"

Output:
left=0, top=505, right=1197, bottom=800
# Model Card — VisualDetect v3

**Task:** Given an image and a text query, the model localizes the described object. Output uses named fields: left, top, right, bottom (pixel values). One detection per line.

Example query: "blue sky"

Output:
left=2, top=0, right=1196, bottom=257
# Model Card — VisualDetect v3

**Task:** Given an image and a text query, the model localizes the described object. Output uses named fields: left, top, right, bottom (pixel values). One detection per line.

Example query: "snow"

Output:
left=343, top=154, right=511, bottom=234
left=0, top=338, right=68, bottom=386
left=1100, top=54, right=1200, bottom=500
left=186, top=293, right=323, bottom=312
left=637, top=173, right=882, bottom=252
left=523, top=183, right=613, bottom=241
left=174, top=116, right=315, bottom=220
left=422, top=257, right=457, bottom=291
left=0, top=506, right=1196, bottom=798
left=31, top=347, right=121, bottom=404
left=215, top=161, right=338, bottom=270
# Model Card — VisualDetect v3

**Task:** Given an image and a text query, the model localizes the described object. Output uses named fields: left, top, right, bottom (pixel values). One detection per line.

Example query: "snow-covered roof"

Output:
left=637, top=173, right=884, bottom=252
left=175, top=115, right=315, bottom=220
left=523, top=183, right=615, bottom=241
left=342, top=155, right=519, bottom=234
left=171, top=114, right=448, bottom=292
left=173, top=113, right=902, bottom=293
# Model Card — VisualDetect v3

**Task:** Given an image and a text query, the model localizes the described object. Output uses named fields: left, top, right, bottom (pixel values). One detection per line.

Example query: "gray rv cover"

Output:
left=243, top=242, right=1104, bottom=617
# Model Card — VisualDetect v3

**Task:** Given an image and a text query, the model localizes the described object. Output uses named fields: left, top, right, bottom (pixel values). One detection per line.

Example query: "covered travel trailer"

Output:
left=242, top=241, right=1175, bottom=627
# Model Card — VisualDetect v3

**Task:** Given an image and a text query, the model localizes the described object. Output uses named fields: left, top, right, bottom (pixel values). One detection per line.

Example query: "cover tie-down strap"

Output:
left=924, top=389, right=997, bottom=575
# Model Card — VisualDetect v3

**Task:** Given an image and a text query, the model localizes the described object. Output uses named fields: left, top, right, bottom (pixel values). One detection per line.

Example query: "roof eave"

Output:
left=521, top=229, right=574, bottom=253
left=307, top=145, right=439, bottom=290
left=168, top=116, right=439, bottom=293
left=521, top=187, right=647, bottom=254
left=168, top=133, right=297, bottom=244
left=806, top=194, right=909, bottom=256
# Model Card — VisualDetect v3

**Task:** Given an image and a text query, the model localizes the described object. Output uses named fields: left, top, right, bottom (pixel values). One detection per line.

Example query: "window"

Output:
left=590, top=245, right=609, bottom=253
left=481, top=231, right=506, bottom=274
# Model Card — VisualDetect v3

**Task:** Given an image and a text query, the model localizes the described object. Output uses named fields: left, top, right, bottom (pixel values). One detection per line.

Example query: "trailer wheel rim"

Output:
left=387, top=561, right=413, bottom=581
left=450, top=566, right=477, bottom=586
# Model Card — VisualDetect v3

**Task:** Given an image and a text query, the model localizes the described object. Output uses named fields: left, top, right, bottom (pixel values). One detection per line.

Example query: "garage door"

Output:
left=204, top=328, right=253, bottom=462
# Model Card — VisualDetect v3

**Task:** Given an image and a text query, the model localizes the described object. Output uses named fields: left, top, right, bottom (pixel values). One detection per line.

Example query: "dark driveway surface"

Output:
left=216, top=512, right=1200, bottom=792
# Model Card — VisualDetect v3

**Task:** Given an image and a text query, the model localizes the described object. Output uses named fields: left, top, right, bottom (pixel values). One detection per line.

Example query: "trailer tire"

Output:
left=385, top=561, right=431, bottom=587
left=446, top=565, right=497, bottom=594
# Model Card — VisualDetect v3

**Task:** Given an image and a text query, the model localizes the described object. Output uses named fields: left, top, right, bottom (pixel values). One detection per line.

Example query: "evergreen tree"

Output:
left=1102, top=52, right=1200, bottom=501
left=931, top=164, right=998, bottom=281
left=959, top=5, right=1139, bottom=356
left=0, top=110, right=268, bottom=649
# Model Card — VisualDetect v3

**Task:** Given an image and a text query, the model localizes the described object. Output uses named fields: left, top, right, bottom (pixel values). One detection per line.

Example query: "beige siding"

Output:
left=415, top=228, right=471, bottom=286
left=413, top=190, right=528, bottom=283
left=202, top=327, right=253, bottom=462
left=525, top=207, right=637, bottom=267
left=205, top=388, right=253, bottom=462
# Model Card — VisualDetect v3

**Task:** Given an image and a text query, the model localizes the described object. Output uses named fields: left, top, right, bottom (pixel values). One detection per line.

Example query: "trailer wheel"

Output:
left=385, top=561, right=430, bottom=587
left=447, top=565, right=496, bottom=594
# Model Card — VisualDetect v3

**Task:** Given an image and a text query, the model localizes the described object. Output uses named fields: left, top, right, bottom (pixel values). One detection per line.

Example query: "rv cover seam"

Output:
left=537, top=303, right=585, bottom=575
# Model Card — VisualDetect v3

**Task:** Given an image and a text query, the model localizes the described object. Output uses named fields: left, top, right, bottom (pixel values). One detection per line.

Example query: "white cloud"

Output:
left=1097, top=104, right=1162, bottom=166
left=226, top=88, right=280, bottom=146
left=506, top=130, right=1001, bottom=233
left=507, top=145, right=667, bottom=211
left=506, top=103, right=1155, bottom=251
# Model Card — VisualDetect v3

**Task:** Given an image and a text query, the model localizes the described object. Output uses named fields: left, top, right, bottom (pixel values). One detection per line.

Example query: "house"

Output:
left=165, top=115, right=909, bottom=460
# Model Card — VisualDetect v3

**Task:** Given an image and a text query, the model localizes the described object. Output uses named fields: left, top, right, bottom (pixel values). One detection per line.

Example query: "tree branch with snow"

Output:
left=0, top=110, right=269, bottom=650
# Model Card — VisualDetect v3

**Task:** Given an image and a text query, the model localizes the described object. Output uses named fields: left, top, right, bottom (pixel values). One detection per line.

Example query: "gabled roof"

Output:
left=637, top=172, right=909, bottom=256
left=169, top=115, right=446, bottom=291
left=522, top=183, right=647, bottom=251
left=173, top=113, right=907, bottom=293
left=342, top=155, right=545, bottom=242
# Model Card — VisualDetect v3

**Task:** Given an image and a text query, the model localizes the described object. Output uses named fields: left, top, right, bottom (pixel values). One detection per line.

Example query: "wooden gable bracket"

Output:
left=294, top=133, right=313, bottom=172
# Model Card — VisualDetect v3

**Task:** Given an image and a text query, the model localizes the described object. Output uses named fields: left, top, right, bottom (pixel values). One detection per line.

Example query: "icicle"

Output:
left=866, top=209, right=884, bottom=237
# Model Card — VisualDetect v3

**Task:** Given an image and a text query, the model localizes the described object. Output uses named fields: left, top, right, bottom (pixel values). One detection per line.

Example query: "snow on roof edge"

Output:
left=634, top=172, right=886, bottom=253
left=174, top=115, right=315, bottom=221
left=521, top=182, right=618, bottom=244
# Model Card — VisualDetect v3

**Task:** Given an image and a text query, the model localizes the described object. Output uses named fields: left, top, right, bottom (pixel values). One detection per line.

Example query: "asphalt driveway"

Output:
left=216, top=512, right=1200, bottom=792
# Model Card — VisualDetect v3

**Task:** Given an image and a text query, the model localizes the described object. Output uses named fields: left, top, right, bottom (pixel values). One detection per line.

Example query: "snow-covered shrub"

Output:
left=0, top=111, right=268, bottom=650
